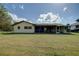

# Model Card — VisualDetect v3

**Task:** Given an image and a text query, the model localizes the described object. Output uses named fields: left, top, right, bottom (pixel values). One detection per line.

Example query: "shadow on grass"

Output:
left=0, top=32, right=75, bottom=35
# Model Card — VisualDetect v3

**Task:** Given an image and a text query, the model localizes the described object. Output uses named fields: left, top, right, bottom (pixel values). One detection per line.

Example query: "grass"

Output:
left=0, top=32, right=79, bottom=56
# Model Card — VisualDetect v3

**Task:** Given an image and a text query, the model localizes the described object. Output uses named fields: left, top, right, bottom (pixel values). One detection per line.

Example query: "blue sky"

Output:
left=3, top=3, right=79, bottom=24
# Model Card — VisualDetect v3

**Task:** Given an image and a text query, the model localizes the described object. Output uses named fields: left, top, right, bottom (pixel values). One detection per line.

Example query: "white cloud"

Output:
left=63, top=7, right=67, bottom=12
left=37, top=12, right=61, bottom=23
left=8, top=12, right=32, bottom=23
left=19, top=5, right=24, bottom=10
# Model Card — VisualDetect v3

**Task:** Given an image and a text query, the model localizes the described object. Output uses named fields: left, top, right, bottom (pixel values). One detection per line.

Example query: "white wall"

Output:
left=71, top=25, right=76, bottom=30
left=13, top=22, right=35, bottom=33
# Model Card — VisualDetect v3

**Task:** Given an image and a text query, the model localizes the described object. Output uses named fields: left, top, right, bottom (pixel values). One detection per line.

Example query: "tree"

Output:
left=66, top=24, right=71, bottom=32
left=76, top=19, right=79, bottom=22
left=0, top=4, right=12, bottom=31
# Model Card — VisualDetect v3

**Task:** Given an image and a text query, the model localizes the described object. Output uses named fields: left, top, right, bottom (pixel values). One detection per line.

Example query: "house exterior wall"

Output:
left=12, top=21, right=66, bottom=33
left=13, top=22, right=35, bottom=33
left=71, top=25, right=76, bottom=30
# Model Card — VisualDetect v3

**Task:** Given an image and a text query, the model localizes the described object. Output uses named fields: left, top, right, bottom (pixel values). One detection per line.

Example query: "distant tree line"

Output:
left=0, top=4, right=12, bottom=31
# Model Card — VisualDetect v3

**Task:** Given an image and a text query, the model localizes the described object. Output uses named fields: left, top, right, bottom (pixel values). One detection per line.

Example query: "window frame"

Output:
left=24, top=26, right=32, bottom=29
left=28, top=26, right=32, bottom=29
left=17, top=26, right=20, bottom=29
left=24, top=26, right=28, bottom=29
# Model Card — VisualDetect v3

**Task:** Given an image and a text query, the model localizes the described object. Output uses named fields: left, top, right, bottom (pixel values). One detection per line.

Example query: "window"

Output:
left=76, top=25, right=79, bottom=28
left=24, top=26, right=32, bottom=29
left=28, top=26, right=32, bottom=29
left=18, top=26, right=20, bottom=29
left=57, top=27, right=59, bottom=29
left=24, top=26, right=28, bottom=29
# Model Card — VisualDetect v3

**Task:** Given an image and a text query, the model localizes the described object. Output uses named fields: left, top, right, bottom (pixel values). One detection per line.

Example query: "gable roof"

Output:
left=12, top=21, right=35, bottom=26
left=12, top=21, right=65, bottom=26
left=35, top=23, right=64, bottom=26
left=71, top=22, right=79, bottom=26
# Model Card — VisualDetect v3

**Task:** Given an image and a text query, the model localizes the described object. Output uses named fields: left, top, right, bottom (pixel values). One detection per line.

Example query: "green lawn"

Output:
left=0, top=32, right=79, bottom=56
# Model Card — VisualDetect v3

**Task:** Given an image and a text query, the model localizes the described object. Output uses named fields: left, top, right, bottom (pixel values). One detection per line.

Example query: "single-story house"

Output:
left=71, top=22, right=79, bottom=32
left=12, top=21, right=67, bottom=33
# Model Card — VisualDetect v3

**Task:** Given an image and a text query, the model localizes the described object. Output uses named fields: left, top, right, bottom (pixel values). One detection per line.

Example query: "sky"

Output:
left=3, top=3, right=79, bottom=25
